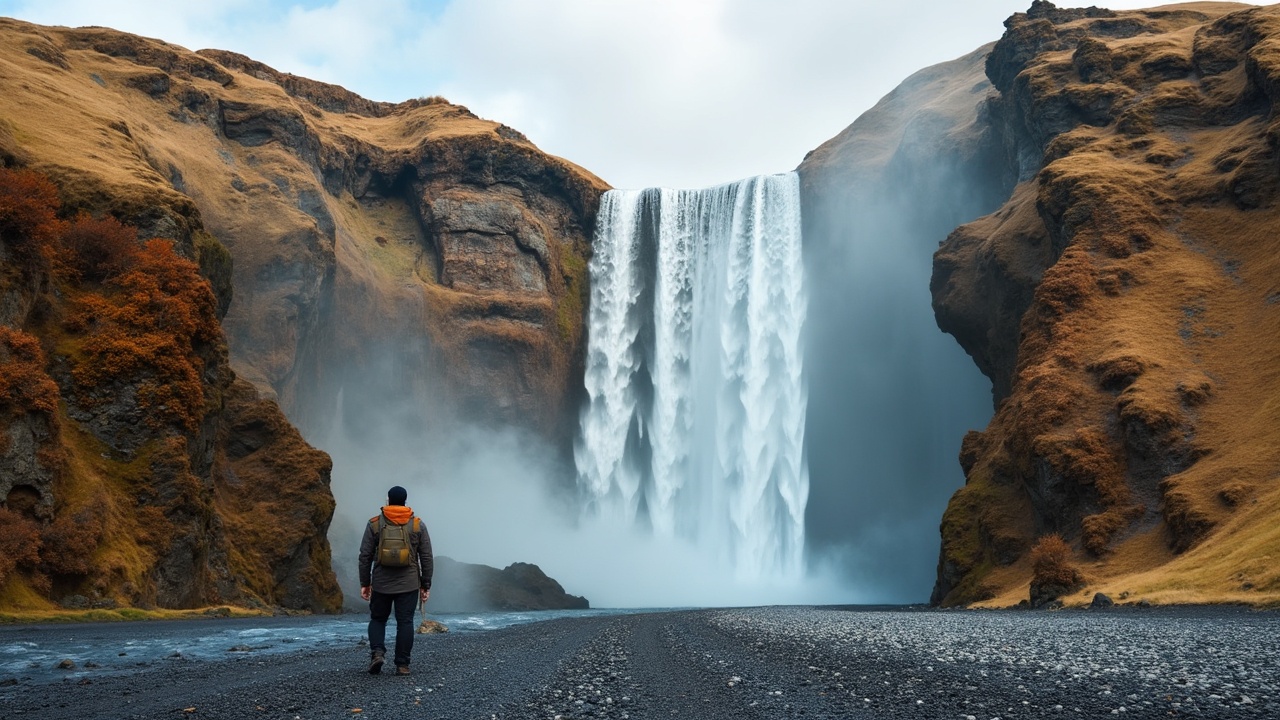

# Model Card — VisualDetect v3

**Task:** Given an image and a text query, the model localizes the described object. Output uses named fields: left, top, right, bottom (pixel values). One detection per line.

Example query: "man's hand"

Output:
left=420, top=588, right=430, bottom=603
left=360, top=586, right=371, bottom=601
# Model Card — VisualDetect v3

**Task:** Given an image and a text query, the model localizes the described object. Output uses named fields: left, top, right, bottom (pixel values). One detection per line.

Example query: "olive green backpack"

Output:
left=371, top=515, right=420, bottom=567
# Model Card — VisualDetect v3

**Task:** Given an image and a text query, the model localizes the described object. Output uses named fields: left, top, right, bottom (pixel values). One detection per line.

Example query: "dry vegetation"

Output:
left=1029, top=533, right=1084, bottom=599
left=934, top=2, right=1280, bottom=608
left=0, top=165, right=340, bottom=613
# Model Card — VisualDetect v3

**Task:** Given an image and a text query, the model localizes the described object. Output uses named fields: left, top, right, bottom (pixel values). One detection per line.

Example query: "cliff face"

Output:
left=0, top=18, right=607, bottom=454
left=0, top=167, right=340, bottom=612
left=931, top=1, right=1280, bottom=606
left=0, top=17, right=603, bottom=611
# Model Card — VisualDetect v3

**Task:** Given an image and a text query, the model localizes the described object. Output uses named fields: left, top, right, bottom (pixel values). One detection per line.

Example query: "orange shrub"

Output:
left=0, top=326, right=60, bottom=418
left=57, top=212, right=139, bottom=282
left=0, top=507, right=42, bottom=586
left=70, top=239, right=221, bottom=433
left=39, top=505, right=107, bottom=577
left=0, top=167, right=65, bottom=271
left=1030, top=533, right=1082, bottom=588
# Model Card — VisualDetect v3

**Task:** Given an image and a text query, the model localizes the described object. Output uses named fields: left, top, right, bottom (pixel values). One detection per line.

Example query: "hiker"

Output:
left=358, top=484, right=433, bottom=676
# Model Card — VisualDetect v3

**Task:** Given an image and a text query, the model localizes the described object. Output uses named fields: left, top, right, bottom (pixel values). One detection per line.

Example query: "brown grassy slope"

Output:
left=0, top=18, right=608, bottom=451
left=931, top=0, right=1280, bottom=607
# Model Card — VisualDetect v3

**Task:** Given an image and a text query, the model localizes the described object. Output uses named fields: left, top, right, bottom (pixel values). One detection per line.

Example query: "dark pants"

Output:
left=368, top=590, right=418, bottom=667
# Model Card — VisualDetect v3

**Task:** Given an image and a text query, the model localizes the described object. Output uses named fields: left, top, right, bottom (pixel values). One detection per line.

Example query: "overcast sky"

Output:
left=0, top=0, right=1269, bottom=187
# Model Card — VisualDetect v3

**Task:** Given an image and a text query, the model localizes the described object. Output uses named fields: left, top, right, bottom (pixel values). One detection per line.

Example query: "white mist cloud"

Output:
left=325, top=419, right=857, bottom=609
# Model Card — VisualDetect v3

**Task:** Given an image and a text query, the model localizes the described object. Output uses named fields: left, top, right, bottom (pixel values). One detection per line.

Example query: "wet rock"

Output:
left=428, top=557, right=589, bottom=612
left=56, top=659, right=75, bottom=670
left=416, top=620, right=449, bottom=634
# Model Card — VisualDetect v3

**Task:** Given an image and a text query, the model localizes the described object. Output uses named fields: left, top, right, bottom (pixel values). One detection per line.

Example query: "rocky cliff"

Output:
left=0, top=18, right=607, bottom=455
left=0, top=17, right=603, bottom=613
left=0, top=166, right=340, bottom=612
left=929, top=1, right=1280, bottom=606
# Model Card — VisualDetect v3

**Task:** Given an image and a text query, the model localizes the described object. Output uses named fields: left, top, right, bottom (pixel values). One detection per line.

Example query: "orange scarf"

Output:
left=381, top=505, right=414, bottom=525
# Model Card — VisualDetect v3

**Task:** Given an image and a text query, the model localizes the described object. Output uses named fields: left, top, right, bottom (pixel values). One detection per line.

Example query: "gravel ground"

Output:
left=0, top=605, right=1276, bottom=719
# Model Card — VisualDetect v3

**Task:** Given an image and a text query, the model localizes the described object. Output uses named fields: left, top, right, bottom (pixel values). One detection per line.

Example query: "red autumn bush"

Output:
left=57, top=211, right=139, bottom=282
left=0, top=167, right=65, bottom=272
left=39, top=505, right=107, bottom=577
left=0, top=326, right=60, bottom=418
left=0, top=507, right=42, bottom=586
left=70, top=238, right=221, bottom=432
left=1030, top=533, right=1083, bottom=588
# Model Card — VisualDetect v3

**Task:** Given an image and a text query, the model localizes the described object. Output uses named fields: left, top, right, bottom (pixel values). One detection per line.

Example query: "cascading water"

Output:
left=575, top=173, right=808, bottom=580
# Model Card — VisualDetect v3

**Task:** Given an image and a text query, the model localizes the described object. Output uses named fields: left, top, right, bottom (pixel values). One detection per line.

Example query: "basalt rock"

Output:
left=427, top=556, right=589, bottom=612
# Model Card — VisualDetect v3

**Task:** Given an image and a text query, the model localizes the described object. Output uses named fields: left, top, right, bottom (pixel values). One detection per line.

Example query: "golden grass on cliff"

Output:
left=946, top=3, right=1280, bottom=608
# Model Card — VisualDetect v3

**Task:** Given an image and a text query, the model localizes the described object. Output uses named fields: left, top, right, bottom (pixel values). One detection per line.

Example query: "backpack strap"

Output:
left=412, top=517, right=420, bottom=532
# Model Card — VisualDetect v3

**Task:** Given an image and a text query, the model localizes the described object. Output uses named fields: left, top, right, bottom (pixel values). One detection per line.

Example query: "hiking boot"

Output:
left=368, top=651, right=385, bottom=675
left=395, top=665, right=411, bottom=676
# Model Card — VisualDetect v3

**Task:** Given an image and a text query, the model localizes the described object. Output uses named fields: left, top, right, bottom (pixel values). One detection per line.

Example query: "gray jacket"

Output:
left=358, top=506, right=433, bottom=594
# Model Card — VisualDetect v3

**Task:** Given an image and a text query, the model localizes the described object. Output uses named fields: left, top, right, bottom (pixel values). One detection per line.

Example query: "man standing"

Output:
left=359, top=485, right=433, bottom=676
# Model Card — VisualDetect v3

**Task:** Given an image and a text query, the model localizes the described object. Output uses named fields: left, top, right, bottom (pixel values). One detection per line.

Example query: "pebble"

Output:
left=5, top=607, right=1278, bottom=720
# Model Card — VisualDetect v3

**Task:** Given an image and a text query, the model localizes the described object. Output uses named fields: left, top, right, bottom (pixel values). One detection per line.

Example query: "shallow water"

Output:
left=0, top=607, right=653, bottom=680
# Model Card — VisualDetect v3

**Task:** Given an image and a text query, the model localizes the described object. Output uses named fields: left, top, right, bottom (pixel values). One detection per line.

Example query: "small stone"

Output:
left=1090, top=593, right=1114, bottom=608
left=56, top=659, right=75, bottom=670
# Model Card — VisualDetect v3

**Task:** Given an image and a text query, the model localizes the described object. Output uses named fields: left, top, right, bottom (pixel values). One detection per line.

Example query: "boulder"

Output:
left=427, top=556, right=589, bottom=612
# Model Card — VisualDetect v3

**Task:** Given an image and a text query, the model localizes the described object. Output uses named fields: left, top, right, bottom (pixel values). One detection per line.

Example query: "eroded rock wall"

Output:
left=930, top=1, right=1280, bottom=606
left=0, top=18, right=606, bottom=459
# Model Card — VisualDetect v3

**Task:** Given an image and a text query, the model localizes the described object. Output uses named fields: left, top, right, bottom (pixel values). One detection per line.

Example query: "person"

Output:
left=358, top=485, right=433, bottom=676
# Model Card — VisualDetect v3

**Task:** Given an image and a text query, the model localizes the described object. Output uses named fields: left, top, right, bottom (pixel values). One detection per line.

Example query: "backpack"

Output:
left=371, top=514, right=420, bottom=568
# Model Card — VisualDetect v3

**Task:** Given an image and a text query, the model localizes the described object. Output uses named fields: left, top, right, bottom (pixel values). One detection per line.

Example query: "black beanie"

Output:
left=387, top=486, right=408, bottom=506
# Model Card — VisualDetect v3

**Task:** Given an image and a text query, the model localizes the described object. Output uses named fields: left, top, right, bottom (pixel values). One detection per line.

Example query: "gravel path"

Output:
left=1, top=606, right=1276, bottom=719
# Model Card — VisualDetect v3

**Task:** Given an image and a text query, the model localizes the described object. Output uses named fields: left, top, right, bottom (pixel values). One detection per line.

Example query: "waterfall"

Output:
left=575, top=173, right=808, bottom=579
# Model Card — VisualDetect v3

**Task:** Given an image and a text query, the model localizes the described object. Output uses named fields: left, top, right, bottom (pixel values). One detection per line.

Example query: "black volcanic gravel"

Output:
left=1, top=606, right=1277, bottom=719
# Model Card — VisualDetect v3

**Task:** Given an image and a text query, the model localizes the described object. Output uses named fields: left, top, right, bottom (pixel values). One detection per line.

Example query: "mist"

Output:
left=797, top=47, right=1014, bottom=603
left=802, top=203, right=995, bottom=602
left=322, top=385, right=858, bottom=609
